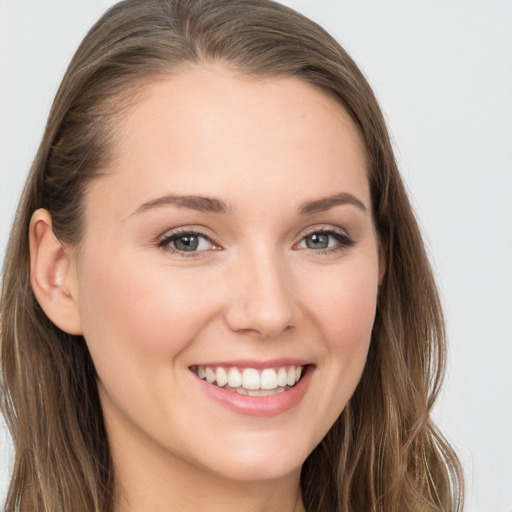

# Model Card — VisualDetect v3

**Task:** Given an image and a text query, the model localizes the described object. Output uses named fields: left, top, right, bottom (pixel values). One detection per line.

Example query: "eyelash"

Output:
left=157, top=229, right=217, bottom=258
left=296, top=227, right=355, bottom=255
left=157, top=227, right=355, bottom=258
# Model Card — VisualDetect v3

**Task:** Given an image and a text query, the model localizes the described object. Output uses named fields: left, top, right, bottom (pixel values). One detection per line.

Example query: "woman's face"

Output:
left=72, top=66, right=382, bottom=484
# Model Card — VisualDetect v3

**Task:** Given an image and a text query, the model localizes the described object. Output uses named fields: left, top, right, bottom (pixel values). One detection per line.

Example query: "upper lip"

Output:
left=190, top=358, right=312, bottom=369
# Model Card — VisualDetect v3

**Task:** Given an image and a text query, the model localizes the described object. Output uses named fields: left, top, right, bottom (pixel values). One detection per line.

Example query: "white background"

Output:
left=1, top=1, right=511, bottom=511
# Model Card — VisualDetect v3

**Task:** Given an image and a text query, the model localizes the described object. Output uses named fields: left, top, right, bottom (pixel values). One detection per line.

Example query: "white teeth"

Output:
left=228, top=367, right=242, bottom=388
left=195, top=364, right=305, bottom=392
left=260, top=368, right=278, bottom=390
left=277, top=367, right=288, bottom=387
left=242, top=368, right=260, bottom=390
left=286, top=367, right=296, bottom=386
left=205, top=367, right=216, bottom=383
left=247, top=388, right=285, bottom=396
left=215, top=367, right=228, bottom=387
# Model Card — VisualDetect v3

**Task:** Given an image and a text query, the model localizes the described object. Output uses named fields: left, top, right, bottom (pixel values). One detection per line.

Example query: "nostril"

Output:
left=224, top=307, right=294, bottom=339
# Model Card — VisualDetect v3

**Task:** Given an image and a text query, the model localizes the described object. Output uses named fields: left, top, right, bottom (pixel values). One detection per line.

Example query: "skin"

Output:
left=30, top=65, right=383, bottom=512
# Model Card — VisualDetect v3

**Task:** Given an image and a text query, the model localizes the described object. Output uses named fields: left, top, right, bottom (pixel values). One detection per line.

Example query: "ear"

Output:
left=29, top=209, right=83, bottom=335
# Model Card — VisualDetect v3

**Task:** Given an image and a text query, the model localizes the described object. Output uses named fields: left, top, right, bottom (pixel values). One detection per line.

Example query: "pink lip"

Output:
left=192, top=363, right=314, bottom=417
left=192, top=358, right=311, bottom=369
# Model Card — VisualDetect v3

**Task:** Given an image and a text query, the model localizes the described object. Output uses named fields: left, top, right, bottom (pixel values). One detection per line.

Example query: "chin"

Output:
left=211, top=456, right=303, bottom=484
left=194, top=432, right=312, bottom=483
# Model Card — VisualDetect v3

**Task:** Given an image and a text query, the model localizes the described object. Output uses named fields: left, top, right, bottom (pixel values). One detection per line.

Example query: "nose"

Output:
left=224, top=246, right=299, bottom=339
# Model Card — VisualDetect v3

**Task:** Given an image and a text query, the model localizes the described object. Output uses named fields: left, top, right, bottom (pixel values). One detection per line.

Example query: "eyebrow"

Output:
left=130, top=191, right=366, bottom=217
left=298, top=192, right=367, bottom=215
left=130, top=194, right=231, bottom=216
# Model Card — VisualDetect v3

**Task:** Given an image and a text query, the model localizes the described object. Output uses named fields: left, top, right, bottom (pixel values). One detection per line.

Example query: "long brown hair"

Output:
left=0, top=1, right=464, bottom=510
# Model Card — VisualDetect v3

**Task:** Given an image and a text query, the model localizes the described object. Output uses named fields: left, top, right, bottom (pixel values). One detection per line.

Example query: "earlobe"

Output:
left=29, top=209, right=83, bottom=335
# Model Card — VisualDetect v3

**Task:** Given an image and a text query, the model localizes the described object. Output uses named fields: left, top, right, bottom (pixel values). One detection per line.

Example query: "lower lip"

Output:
left=194, top=366, right=313, bottom=417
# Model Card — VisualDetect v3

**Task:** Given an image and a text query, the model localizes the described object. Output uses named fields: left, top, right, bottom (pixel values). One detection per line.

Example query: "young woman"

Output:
left=0, top=0, right=464, bottom=511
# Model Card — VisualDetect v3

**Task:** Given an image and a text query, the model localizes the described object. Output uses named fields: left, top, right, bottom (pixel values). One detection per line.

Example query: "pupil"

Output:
left=175, top=235, right=199, bottom=251
left=307, top=233, right=329, bottom=249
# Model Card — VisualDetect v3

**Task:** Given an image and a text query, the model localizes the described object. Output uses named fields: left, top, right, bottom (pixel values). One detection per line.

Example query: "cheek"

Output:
left=75, top=249, right=220, bottom=370
left=303, top=254, right=379, bottom=389
left=311, top=259, right=379, bottom=340
left=290, top=255, right=379, bottom=441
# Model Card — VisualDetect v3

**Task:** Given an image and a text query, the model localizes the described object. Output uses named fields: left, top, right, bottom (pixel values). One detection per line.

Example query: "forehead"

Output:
left=90, top=65, right=369, bottom=217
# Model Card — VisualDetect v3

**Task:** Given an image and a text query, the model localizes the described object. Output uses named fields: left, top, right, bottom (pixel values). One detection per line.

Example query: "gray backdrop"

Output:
left=1, top=1, right=511, bottom=510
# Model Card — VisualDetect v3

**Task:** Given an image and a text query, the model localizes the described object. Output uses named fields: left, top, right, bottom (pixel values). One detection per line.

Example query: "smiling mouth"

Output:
left=190, top=365, right=306, bottom=396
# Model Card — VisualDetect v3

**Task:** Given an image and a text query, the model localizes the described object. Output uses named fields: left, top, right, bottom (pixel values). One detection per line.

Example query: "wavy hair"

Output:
left=0, top=0, right=463, bottom=510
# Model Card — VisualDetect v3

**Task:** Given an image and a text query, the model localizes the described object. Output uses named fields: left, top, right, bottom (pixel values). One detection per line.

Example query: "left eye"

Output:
left=160, top=232, right=214, bottom=252
left=296, top=230, right=352, bottom=251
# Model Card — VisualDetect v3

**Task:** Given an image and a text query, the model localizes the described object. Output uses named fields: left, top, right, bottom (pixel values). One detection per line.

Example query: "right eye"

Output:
left=158, top=230, right=218, bottom=255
